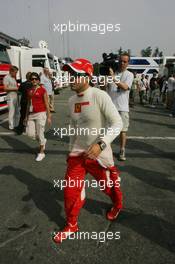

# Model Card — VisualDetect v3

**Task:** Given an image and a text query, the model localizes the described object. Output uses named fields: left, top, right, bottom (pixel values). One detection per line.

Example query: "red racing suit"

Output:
left=64, top=155, right=122, bottom=225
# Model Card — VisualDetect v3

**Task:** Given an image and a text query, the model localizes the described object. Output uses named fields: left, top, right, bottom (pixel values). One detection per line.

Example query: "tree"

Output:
left=118, top=47, right=123, bottom=56
left=152, top=47, right=159, bottom=57
left=141, top=46, right=152, bottom=57
left=127, top=49, right=131, bottom=56
left=18, top=37, right=31, bottom=47
left=152, top=47, right=163, bottom=57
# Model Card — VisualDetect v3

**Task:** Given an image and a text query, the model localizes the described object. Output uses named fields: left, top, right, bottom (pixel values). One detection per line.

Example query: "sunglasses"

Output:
left=31, top=77, right=39, bottom=81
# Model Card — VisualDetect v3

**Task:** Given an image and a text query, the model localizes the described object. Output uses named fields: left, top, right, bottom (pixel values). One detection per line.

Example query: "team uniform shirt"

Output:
left=3, top=74, right=18, bottom=99
left=107, top=70, right=134, bottom=112
left=68, top=86, right=123, bottom=167
left=28, top=86, right=46, bottom=113
left=40, top=74, right=53, bottom=95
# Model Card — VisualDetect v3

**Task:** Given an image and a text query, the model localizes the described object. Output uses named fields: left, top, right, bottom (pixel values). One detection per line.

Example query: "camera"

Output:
left=99, top=53, right=119, bottom=76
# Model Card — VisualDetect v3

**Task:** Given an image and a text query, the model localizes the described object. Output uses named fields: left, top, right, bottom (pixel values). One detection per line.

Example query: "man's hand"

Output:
left=109, top=68, right=115, bottom=78
left=109, top=68, right=120, bottom=86
left=84, top=144, right=102, bottom=159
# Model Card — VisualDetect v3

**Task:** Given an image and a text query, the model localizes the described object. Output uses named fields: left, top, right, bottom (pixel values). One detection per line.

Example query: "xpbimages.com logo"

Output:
left=53, top=178, right=121, bottom=191
left=56, top=73, right=121, bottom=87
left=53, top=20, right=121, bottom=35
left=59, top=231, right=121, bottom=243
left=53, top=126, right=121, bottom=138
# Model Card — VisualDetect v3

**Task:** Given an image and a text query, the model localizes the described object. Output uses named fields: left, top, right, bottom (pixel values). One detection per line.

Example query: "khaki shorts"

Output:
left=119, top=111, right=129, bottom=132
left=26, top=112, right=47, bottom=145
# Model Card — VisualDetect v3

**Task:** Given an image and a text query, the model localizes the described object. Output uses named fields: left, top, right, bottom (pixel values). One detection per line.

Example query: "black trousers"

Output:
left=17, top=101, right=27, bottom=132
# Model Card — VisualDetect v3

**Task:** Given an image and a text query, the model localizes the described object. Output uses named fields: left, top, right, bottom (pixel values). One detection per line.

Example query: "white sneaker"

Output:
left=118, top=149, right=126, bottom=161
left=35, top=153, right=45, bottom=162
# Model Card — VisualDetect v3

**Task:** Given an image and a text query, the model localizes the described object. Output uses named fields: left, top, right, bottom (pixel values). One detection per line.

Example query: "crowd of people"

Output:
left=2, top=54, right=175, bottom=243
left=129, top=71, right=175, bottom=117
left=2, top=58, right=175, bottom=163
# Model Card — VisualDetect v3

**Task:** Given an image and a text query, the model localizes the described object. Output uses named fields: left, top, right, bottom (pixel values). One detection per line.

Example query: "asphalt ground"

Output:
left=0, top=88, right=175, bottom=264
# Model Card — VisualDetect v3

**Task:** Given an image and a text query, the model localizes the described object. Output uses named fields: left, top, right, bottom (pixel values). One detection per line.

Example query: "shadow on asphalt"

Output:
left=0, top=166, right=65, bottom=229
left=121, top=165, right=175, bottom=193
left=114, top=152, right=174, bottom=161
left=121, top=139, right=174, bottom=161
left=84, top=198, right=111, bottom=216
left=1, top=135, right=35, bottom=153
left=117, top=209, right=175, bottom=254
left=45, top=129, right=70, bottom=143
left=0, top=121, right=8, bottom=129
left=0, top=135, right=69, bottom=155
left=1, top=135, right=175, bottom=254
left=132, top=109, right=169, bottom=117
left=0, top=166, right=175, bottom=254
left=132, top=117, right=175, bottom=129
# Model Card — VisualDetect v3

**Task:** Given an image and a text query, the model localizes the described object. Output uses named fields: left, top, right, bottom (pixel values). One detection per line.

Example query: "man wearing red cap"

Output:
left=53, top=58, right=123, bottom=243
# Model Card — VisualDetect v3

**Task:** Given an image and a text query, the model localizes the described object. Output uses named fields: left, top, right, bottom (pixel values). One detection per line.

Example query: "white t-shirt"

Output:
left=68, top=86, right=123, bottom=167
left=139, top=78, right=147, bottom=91
left=3, top=74, right=18, bottom=99
left=40, top=74, right=53, bottom=95
left=131, top=77, right=139, bottom=90
left=167, top=77, right=175, bottom=92
left=107, top=70, right=134, bottom=112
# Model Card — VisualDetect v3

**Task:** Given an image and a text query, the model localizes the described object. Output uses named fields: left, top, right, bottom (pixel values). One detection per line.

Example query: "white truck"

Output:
left=7, top=46, right=59, bottom=82
left=54, top=55, right=69, bottom=88
left=127, top=56, right=175, bottom=78
left=0, top=42, right=11, bottom=111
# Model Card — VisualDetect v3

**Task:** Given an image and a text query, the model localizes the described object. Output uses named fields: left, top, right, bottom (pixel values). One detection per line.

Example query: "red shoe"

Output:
left=106, top=207, right=121, bottom=221
left=53, top=223, right=79, bottom=243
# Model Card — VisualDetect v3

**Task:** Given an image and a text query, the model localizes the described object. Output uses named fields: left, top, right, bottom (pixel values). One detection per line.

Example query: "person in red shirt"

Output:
left=25, top=72, right=51, bottom=161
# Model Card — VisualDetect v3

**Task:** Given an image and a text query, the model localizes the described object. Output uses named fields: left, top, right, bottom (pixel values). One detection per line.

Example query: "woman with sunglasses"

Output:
left=25, top=72, right=51, bottom=161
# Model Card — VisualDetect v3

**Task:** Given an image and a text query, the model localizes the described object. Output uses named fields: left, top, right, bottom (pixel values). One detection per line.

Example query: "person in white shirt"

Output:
left=40, top=68, right=55, bottom=112
left=107, top=53, right=134, bottom=161
left=149, top=73, right=159, bottom=107
left=138, top=74, right=147, bottom=105
left=53, top=58, right=123, bottom=243
left=145, top=75, right=150, bottom=101
left=166, top=74, right=175, bottom=110
left=129, top=72, right=139, bottom=107
left=161, top=78, right=168, bottom=104
left=169, top=74, right=175, bottom=117
left=3, top=66, right=20, bottom=130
